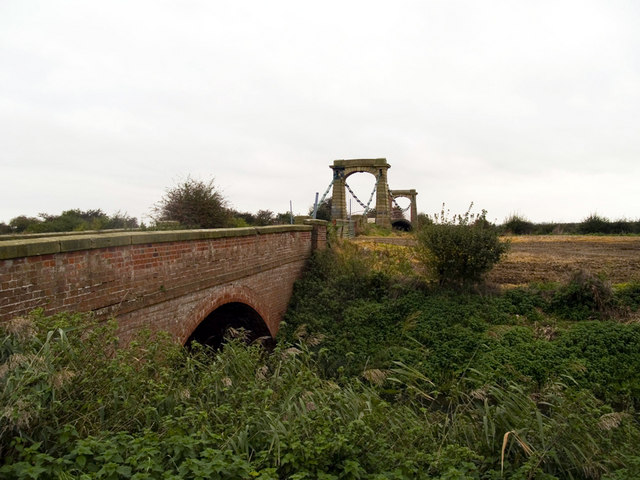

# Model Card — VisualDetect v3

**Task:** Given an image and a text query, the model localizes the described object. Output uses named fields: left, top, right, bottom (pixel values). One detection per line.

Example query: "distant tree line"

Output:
left=500, top=213, right=640, bottom=235
left=0, top=178, right=299, bottom=236
left=0, top=210, right=138, bottom=235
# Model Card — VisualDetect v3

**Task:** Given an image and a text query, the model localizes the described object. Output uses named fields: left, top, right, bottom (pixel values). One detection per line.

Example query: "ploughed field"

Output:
left=488, top=235, right=640, bottom=286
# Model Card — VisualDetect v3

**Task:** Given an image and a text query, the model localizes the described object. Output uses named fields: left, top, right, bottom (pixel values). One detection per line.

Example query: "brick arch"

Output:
left=1, top=224, right=328, bottom=344
left=179, top=285, right=273, bottom=345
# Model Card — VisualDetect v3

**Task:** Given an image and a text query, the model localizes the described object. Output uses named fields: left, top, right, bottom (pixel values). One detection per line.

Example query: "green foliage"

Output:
left=415, top=204, right=509, bottom=286
left=4, top=247, right=640, bottom=478
left=547, top=270, right=614, bottom=320
left=578, top=214, right=640, bottom=235
left=282, top=245, right=640, bottom=477
left=253, top=209, right=275, bottom=226
left=502, top=213, right=536, bottom=235
left=8, top=216, right=40, bottom=233
left=231, top=209, right=291, bottom=226
left=613, top=281, right=640, bottom=311
left=6, top=210, right=138, bottom=234
left=557, top=322, right=640, bottom=409
left=579, top=214, right=612, bottom=234
left=416, top=213, right=433, bottom=227
left=152, top=177, right=232, bottom=229
left=443, top=375, right=635, bottom=479
left=310, top=197, right=332, bottom=221
left=0, top=312, right=436, bottom=478
left=494, top=214, right=640, bottom=236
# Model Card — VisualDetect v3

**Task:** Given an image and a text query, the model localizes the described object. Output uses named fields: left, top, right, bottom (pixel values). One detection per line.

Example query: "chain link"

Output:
left=318, top=179, right=334, bottom=206
left=344, top=182, right=369, bottom=210
left=317, top=172, right=385, bottom=216
left=389, top=190, right=412, bottom=212
left=344, top=172, right=381, bottom=214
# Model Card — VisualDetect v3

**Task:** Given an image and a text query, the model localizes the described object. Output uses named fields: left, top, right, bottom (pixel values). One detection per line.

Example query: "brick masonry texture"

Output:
left=0, top=223, right=327, bottom=342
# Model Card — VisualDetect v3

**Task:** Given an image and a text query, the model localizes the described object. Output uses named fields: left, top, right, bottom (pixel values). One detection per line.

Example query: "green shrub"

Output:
left=415, top=205, right=509, bottom=287
left=152, top=177, right=232, bottom=228
left=502, top=213, right=535, bottom=235
left=614, top=282, right=640, bottom=312
left=578, top=214, right=611, bottom=234
left=547, top=270, right=614, bottom=320
left=578, top=214, right=640, bottom=235
left=557, top=321, right=640, bottom=409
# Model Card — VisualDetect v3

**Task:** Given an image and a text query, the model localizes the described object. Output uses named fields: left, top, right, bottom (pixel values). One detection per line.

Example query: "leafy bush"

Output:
left=309, top=197, right=332, bottom=221
left=579, top=214, right=612, bottom=234
left=415, top=204, right=509, bottom=287
left=502, top=213, right=535, bottom=235
left=578, top=214, right=640, bottom=235
left=152, top=177, right=232, bottom=229
left=547, top=270, right=614, bottom=320
left=614, top=282, right=640, bottom=312
left=5, top=210, right=138, bottom=233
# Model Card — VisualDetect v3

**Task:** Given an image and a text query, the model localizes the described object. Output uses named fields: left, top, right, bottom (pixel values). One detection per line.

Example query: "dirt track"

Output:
left=488, top=235, right=640, bottom=286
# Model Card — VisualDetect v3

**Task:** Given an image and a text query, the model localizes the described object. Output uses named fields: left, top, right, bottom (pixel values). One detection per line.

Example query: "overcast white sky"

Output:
left=1, top=0, right=639, bottom=224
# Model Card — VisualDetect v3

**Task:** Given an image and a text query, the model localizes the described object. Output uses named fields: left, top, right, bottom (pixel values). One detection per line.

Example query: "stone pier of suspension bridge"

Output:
left=327, top=158, right=418, bottom=231
left=0, top=221, right=327, bottom=346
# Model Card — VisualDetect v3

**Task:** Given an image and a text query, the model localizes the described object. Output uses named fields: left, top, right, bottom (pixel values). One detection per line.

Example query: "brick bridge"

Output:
left=0, top=221, right=327, bottom=346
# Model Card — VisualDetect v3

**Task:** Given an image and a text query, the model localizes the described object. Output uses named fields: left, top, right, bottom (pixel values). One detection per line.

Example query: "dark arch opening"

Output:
left=186, top=302, right=273, bottom=350
left=392, top=219, right=413, bottom=231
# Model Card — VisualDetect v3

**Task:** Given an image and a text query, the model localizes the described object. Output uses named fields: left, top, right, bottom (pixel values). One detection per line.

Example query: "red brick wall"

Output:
left=0, top=224, right=325, bottom=341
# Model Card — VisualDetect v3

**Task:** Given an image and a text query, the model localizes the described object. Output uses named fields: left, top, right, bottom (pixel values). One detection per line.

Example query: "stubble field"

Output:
left=356, top=234, right=640, bottom=286
left=488, top=235, right=640, bottom=286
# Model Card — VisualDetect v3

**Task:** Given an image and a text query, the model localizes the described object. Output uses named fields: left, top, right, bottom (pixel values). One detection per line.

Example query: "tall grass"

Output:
left=3, top=246, right=640, bottom=478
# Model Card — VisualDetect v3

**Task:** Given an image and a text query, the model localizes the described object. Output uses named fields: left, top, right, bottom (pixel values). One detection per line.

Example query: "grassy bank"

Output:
left=2, top=241, right=640, bottom=478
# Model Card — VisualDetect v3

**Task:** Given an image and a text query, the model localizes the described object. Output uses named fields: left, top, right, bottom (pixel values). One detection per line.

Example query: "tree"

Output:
left=9, top=216, right=41, bottom=233
left=254, top=210, right=275, bottom=226
left=153, top=177, right=231, bottom=229
left=502, top=213, right=535, bottom=235
left=415, top=204, right=509, bottom=287
left=309, top=197, right=332, bottom=221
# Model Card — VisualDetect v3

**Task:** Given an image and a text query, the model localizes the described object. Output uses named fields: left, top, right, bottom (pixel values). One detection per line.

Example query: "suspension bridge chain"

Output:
left=313, top=179, right=335, bottom=219
left=389, top=190, right=412, bottom=212
left=362, top=172, right=381, bottom=214
left=389, top=190, right=411, bottom=213
left=344, top=182, right=369, bottom=210
left=318, top=179, right=334, bottom=206
left=344, top=172, right=381, bottom=214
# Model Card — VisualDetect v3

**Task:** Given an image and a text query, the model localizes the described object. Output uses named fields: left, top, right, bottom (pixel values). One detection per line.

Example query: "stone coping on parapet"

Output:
left=0, top=229, right=133, bottom=241
left=0, top=224, right=316, bottom=260
left=332, top=158, right=389, bottom=168
left=302, top=219, right=329, bottom=226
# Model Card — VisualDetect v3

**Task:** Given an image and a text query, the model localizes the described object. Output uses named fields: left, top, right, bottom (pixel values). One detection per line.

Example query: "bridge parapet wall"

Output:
left=0, top=223, right=325, bottom=340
